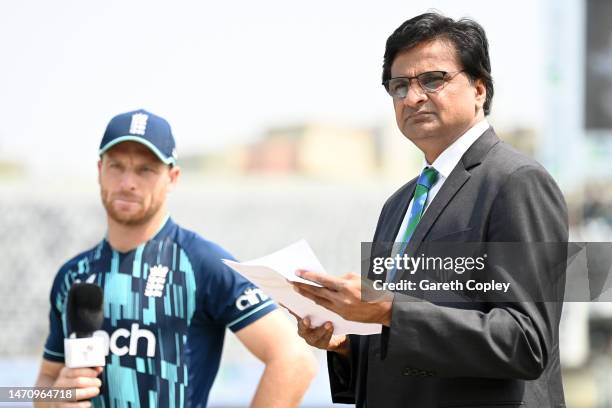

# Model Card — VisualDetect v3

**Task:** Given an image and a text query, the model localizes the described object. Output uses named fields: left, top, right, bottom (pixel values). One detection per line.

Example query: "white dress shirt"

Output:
left=394, top=119, right=490, bottom=242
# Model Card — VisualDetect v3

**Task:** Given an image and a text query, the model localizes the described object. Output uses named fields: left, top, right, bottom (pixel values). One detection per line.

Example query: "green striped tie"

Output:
left=401, top=167, right=439, bottom=243
left=387, top=167, right=439, bottom=282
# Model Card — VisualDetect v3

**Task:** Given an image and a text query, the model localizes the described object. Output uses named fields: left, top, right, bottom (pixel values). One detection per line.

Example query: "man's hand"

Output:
left=297, top=316, right=351, bottom=358
left=282, top=305, right=351, bottom=357
left=291, top=270, right=393, bottom=326
left=51, top=366, right=103, bottom=407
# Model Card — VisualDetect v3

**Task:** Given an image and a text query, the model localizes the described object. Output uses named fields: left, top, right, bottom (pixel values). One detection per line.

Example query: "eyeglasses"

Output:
left=383, top=70, right=464, bottom=98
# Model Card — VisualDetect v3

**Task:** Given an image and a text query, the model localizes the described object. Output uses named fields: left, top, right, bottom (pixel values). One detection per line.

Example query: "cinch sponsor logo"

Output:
left=235, top=288, right=269, bottom=311
left=92, top=323, right=156, bottom=357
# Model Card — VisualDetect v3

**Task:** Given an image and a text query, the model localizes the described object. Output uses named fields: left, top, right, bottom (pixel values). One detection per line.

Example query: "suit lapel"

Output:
left=400, top=129, right=501, bottom=267
left=366, top=181, right=416, bottom=282
left=384, top=182, right=416, bottom=243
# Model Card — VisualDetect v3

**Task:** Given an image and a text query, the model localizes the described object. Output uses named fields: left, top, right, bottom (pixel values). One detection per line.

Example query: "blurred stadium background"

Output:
left=1, top=0, right=612, bottom=406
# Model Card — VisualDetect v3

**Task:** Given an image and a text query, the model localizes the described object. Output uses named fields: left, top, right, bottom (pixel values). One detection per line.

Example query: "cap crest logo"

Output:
left=129, top=113, right=149, bottom=136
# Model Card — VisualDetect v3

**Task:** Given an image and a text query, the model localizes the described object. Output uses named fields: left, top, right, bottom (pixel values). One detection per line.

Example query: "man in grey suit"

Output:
left=291, top=12, right=568, bottom=407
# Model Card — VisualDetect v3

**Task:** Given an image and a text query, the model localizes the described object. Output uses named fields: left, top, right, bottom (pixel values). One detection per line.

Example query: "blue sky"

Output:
left=0, top=0, right=549, bottom=176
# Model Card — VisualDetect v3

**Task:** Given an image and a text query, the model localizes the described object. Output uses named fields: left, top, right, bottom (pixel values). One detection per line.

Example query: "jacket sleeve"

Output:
left=327, top=335, right=362, bottom=403
left=381, top=165, right=568, bottom=379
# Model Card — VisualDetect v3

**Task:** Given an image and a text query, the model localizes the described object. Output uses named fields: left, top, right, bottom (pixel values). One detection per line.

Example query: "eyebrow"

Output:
left=104, top=154, right=161, bottom=167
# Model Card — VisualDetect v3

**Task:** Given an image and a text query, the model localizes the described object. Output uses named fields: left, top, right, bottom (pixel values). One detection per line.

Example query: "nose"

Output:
left=401, top=79, right=427, bottom=108
left=118, top=171, right=137, bottom=191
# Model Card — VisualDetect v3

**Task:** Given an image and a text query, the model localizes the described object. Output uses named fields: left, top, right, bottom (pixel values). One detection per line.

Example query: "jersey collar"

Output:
left=102, top=214, right=176, bottom=255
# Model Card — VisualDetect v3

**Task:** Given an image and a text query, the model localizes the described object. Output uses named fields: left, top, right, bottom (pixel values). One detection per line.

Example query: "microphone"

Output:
left=64, top=282, right=106, bottom=368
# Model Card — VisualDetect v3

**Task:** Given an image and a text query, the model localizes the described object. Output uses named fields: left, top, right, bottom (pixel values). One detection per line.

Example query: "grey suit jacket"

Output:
left=328, top=128, right=568, bottom=407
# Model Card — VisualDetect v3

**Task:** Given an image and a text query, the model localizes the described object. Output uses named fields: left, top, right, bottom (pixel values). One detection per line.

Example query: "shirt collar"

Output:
left=423, top=119, right=490, bottom=179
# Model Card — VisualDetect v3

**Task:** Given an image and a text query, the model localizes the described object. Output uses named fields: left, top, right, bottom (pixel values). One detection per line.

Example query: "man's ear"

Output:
left=167, top=165, right=181, bottom=193
left=474, top=78, right=486, bottom=111
left=97, top=159, right=103, bottom=184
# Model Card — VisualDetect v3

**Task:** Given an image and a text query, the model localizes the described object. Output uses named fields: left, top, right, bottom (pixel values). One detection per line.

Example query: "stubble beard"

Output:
left=100, top=187, right=163, bottom=227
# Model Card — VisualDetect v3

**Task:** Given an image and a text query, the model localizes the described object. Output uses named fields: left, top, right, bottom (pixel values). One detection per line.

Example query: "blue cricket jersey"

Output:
left=43, top=217, right=277, bottom=407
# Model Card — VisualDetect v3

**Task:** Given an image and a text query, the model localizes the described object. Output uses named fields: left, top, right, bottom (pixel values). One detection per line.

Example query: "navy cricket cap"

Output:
left=99, top=109, right=178, bottom=165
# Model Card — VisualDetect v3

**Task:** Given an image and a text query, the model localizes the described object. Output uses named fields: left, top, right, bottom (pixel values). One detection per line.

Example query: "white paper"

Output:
left=223, top=240, right=382, bottom=336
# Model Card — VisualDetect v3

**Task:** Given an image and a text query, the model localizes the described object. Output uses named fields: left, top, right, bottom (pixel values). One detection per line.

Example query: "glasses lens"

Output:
left=418, top=72, right=446, bottom=92
left=387, top=78, right=409, bottom=98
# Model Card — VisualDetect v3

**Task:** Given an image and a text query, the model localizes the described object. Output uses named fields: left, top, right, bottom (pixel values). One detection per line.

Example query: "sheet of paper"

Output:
left=223, top=240, right=382, bottom=336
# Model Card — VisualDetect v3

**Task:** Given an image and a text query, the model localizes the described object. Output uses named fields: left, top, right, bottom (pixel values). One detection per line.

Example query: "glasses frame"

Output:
left=382, top=70, right=464, bottom=98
